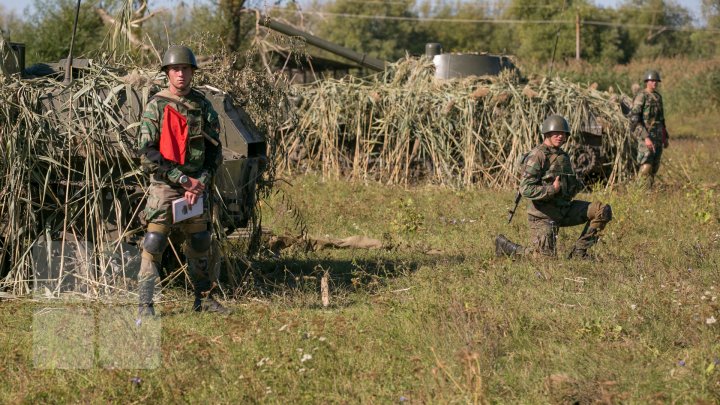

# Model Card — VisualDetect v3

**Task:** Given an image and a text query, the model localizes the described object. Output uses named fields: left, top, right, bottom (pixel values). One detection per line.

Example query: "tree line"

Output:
left=1, top=0, right=718, bottom=67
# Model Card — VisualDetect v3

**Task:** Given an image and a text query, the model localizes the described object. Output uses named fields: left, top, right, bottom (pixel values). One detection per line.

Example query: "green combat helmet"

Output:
left=541, top=114, right=570, bottom=135
left=161, top=45, right=198, bottom=70
left=643, top=70, right=661, bottom=82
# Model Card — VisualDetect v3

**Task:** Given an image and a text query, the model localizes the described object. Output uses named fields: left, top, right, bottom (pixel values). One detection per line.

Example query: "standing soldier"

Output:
left=137, top=45, right=226, bottom=316
left=495, top=115, right=613, bottom=258
left=629, top=70, right=669, bottom=188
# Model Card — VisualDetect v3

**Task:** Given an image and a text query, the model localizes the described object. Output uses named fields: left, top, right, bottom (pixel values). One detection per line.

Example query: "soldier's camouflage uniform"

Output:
left=137, top=88, right=222, bottom=313
left=514, top=144, right=612, bottom=257
left=630, top=88, right=665, bottom=187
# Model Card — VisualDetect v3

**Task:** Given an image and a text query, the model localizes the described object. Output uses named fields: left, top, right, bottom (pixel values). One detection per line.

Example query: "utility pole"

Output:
left=575, top=12, right=581, bottom=61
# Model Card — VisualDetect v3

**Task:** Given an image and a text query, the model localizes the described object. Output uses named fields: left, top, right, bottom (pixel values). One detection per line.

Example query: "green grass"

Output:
left=3, top=59, right=720, bottom=402
left=4, top=134, right=720, bottom=402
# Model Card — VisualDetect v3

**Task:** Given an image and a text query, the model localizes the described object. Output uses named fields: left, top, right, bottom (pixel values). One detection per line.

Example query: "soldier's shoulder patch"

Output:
left=514, top=151, right=532, bottom=173
left=529, top=146, right=548, bottom=162
left=633, top=91, right=646, bottom=104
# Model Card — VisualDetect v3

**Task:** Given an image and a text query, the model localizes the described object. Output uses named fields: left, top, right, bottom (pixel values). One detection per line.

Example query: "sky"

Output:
left=0, top=0, right=706, bottom=25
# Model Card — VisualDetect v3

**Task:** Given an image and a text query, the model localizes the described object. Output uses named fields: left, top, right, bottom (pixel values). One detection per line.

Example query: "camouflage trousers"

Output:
left=138, top=181, right=217, bottom=307
left=520, top=200, right=612, bottom=257
left=637, top=136, right=663, bottom=188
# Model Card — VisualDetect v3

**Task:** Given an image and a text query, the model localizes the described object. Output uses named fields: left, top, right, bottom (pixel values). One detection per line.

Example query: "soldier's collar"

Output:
left=540, top=143, right=562, bottom=153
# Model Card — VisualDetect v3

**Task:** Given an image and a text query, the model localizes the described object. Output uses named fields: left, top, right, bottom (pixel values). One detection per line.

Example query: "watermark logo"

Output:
left=31, top=239, right=161, bottom=369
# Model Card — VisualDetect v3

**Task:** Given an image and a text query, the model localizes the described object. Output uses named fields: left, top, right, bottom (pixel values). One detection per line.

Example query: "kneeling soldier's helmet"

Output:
left=161, top=45, right=198, bottom=71
left=643, top=70, right=661, bottom=82
left=541, top=114, right=570, bottom=135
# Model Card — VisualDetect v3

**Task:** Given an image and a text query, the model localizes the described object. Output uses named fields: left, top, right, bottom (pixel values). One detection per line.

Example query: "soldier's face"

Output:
left=646, top=80, right=658, bottom=91
left=545, top=132, right=567, bottom=148
left=167, top=64, right=194, bottom=94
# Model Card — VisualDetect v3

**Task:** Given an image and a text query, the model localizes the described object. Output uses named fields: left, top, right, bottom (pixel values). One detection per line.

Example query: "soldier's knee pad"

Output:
left=601, top=204, right=613, bottom=222
left=189, top=231, right=212, bottom=253
left=143, top=232, right=168, bottom=255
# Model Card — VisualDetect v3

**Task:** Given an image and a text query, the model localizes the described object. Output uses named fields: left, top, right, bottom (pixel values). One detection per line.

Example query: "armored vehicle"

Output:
left=0, top=41, right=266, bottom=291
left=259, top=17, right=608, bottom=180
left=259, top=17, right=518, bottom=80
left=19, top=52, right=267, bottom=236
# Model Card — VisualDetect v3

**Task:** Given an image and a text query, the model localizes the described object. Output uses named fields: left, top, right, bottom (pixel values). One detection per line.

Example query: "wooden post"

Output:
left=575, top=12, right=581, bottom=61
left=321, top=271, right=330, bottom=307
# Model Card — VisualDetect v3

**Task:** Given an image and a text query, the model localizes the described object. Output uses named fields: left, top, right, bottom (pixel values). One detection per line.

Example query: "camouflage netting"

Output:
left=0, top=52, right=288, bottom=297
left=275, top=57, right=635, bottom=188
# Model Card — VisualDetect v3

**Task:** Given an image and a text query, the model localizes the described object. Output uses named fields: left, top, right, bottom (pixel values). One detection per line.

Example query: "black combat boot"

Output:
left=192, top=279, right=230, bottom=314
left=137, top=257, right=159, bottom=317
left=192, top=279, right=210, bottom=312
left=138, top=303, right=156, bottom=317
left=194, top=295, right=230, bottom=314
left=495, top=234, right=523, bottom=257
left=202, top=295, right=231, bottom=314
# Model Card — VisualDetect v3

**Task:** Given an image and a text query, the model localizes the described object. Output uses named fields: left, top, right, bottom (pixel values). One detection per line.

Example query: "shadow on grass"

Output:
left=243, top=250, right=465, bottom=299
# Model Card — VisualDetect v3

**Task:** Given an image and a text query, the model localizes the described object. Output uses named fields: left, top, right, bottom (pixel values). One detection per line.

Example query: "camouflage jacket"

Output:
left=138, top=88, right=222, bottom=185
left=520, top=143, right=582, bottom=219
left=629, top=89, right=664, bottom=140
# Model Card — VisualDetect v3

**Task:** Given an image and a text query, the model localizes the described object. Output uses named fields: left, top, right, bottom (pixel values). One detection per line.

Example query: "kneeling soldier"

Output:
left=496, top=114, right=612, bottom=258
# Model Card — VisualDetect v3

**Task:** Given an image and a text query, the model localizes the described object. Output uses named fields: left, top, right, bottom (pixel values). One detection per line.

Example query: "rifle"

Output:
left=567, top=220, right=591, bottom=259
left=507, top=191, right=522, bottom=224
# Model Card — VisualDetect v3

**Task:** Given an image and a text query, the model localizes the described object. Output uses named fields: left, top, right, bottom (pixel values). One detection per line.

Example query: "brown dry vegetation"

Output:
left=275, top=57, right=635, bottom=188
left=1, top=57, right=720, bottom=403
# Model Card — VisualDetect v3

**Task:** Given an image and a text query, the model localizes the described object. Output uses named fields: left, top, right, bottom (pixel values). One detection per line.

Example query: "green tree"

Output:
left=315, top=0, right=422, bottom=61
left=0, top=5, right=26, bottom=41
left=617, top=0, right=692, bottom=59
left=144, top=2, right=223, bottom=49
left=578, top=6, right=632, bottom=64
left=688, top=0, right=720, bottom=57
left=703, top=0, right=720, bottom=26
left=503, top=0, right=586, bottom=64
left=417, top=0, right=497, bottom=53
left=15, top=0, right=107, bottom=65
left=143, top=1, right=299, bottom=58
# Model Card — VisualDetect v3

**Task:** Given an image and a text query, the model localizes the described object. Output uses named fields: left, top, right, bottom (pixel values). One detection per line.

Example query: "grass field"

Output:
left=2, top=61, right=720, bottom=403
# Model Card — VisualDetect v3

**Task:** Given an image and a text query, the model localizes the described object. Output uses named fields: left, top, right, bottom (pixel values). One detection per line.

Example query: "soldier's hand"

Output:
left=553, top=176, right=561, bottom=193
left=645, top=137, right=655, bottom=153
left=182, top=177, right=205, bottom=194
left=185, top=190, right=199, bottom=206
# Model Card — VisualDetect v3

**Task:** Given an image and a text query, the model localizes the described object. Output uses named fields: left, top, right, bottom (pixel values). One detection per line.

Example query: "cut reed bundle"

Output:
left=0, top=56, right=277, bottom=297
left=275, top=57, right=634, bottom=188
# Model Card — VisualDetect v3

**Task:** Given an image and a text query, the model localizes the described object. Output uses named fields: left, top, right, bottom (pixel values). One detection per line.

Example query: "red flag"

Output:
left=159, top=104, right=188, bottom=165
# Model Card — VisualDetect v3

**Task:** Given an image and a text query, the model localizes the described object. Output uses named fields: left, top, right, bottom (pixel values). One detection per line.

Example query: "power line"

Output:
left=268, top=9, right=718, bottom=33
left=297, top=1, right=688, bottom=14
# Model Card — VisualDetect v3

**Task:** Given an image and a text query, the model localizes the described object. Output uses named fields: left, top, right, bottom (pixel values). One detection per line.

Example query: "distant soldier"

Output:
left=629, top=70, right=669, bottom=188
left=137, top=45, right=226, bottom=316
left=496, top=115, right=613, bottom=258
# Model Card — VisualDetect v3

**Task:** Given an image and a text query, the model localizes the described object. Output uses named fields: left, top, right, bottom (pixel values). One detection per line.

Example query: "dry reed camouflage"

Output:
left=138, top=89, right=222, bottom=223
left=630, top=89, right=665, bottom=166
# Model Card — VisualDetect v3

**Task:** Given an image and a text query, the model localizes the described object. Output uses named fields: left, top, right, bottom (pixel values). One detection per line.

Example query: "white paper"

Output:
left=172, top=196, right=204, bottom=223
